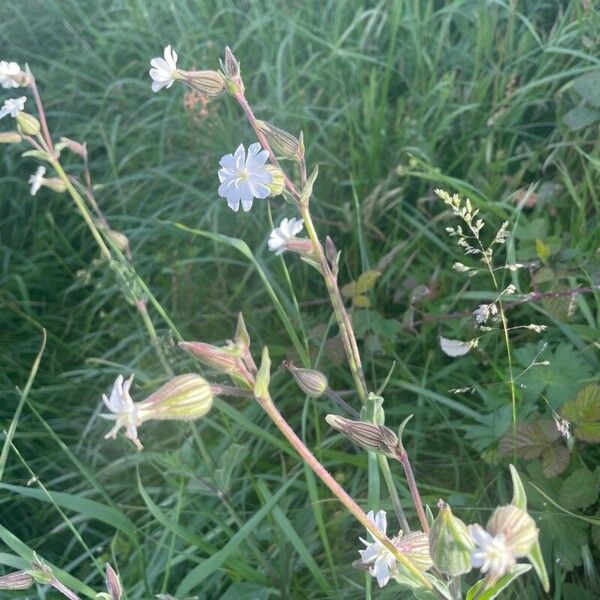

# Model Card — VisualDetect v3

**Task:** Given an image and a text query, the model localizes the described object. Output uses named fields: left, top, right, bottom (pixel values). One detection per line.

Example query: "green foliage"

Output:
left=1, top=0, right=599, bottom=598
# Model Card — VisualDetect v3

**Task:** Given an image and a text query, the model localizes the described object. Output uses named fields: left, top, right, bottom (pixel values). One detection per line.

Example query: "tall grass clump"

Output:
left=0, top=1, right=599, bottom=598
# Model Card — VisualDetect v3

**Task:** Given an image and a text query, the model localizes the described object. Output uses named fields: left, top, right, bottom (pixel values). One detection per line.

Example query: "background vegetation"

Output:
left=1, top=0, right=599, bottom=598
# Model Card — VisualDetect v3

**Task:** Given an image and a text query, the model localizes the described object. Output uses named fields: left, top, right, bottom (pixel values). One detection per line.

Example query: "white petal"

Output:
left=439, top=336, right=474, bottom=357
left=373, top=556, right=390, bottom=587
left=374, top=510, right=387, bottom=534
left=219, top=153, right=236, bottom=169
left=233, top=144, right=246, bottom=169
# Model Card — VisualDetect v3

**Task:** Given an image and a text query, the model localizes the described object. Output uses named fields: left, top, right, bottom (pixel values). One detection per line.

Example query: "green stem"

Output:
left=378, top=454, right=410, bottom=533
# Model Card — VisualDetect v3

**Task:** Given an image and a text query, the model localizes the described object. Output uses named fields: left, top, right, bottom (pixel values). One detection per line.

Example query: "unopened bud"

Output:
left=394, top=531, right=433, bottom=572
left=325, top=414, right=399, bottom=457
left=0, top=571, right=34, bottom=590
left=256, top=120, right=303, bottom=160
left=42, top=177, right=67, bottom=193
left=429, top=501, right=474, bottom=576
left=235, top=312, right=251, bottom=351
left=58, top=137, right=87, bottom=157
left=180, top=340, right=241, bottom=372
left=29, top=553, right=53, bottom=585
left=265, top=165, right=285, bottom=196
left=105, top=564, right=123, bottom=600
left=16, top=111, right=40, bottom=135
left=137, top=374, right=213, bottom=422
left=220, top=47, right=243, bottom=95
left=487, top=505, right=537, bottom=557
left=287, top=363, right=328, bottom=397
left=0, top=131, right=22, bottom=144
left=182, top=69, right=225, bottom=96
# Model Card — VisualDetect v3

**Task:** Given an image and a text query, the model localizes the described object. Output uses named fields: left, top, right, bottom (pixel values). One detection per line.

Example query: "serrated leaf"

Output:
left=500, top=420, right=560, bottom=459
left=355, top=270, right=381, bottom=294
left=559, top=468, right=598, bottom=510
left=561, top=384, right=600, bottom=443
left=541, top=444, right=570, bottom=478
left=572, top=71, right=600, bottom=107
left=514, top=343, right=591, bottom=408
left=466, top=564, right=531, bottom=600
left=563, top=105, right=600, bottom=131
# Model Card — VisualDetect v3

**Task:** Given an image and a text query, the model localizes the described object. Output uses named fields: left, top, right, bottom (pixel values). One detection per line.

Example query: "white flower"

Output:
left=0, top=61, right=21, bottom=89
left=218, top=143, right=272, bottom=212
left=469, top=524, right=515, bottom=581
left=149, top=45, right=179, bottom=92
left=439, top=336, right=477, bottom=357
left=100, top=374, right=142, bottom=449
left=358, top=510, right=396, bottom=587
left=0, top=96, right=26, bottom=120
left=268, top=217, right=304, bottom=254
left=28, top=166, right=46, bottom=196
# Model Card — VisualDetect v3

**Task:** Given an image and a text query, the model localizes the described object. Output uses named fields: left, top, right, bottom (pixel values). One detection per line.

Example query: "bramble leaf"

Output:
left=561, top=385, right=600, bottom=443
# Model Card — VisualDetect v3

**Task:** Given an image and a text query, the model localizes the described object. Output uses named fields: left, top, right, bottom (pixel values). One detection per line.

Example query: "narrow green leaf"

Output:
left=466, top=564, right=531, bottom=600
left=176, top=474, right=298, bottom=596
left=509, top=464, right=527, bottom=510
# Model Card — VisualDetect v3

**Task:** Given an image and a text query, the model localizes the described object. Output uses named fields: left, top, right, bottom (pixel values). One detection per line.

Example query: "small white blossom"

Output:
left=358, top=510, right=396, bottom=587
left=0, top=60, right=21, bottom=89
left=268, top=217, right=304, bottom=254
left=149, top=45, right=179, bottom=92
left=218, top=143, right=272, bottom=212
left=28, top=166, right=46, bottom=196
left=100, top=374, right=142, bottom=449
left=553, top=412, right=571, bottom=439
left=473, top=303, right=498, bottom=325
left=0, top=96, right=26, bottom=120
left=469, top=524, right=515, bottom=581
left=439, top=336, right=477, bottom=357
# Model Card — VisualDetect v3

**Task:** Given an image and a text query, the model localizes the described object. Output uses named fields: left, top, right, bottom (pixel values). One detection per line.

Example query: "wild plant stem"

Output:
left=378, top=454, right=410, bottom=533
left=394, top=449, right=429, bottom=534
left=256, top=393, right=433, bottom=590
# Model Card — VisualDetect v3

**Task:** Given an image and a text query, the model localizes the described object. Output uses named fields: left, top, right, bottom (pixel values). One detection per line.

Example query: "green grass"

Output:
left=1, top=0, right=599, bottom=598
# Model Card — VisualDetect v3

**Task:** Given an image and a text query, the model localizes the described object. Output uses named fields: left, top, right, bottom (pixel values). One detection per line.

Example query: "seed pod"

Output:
left=137, top=373, right=213, bottom=422
left=394, top=531, right=433, bottom=572
left=16, top=112, right=40, bottom=135
left=325, top=414, right=400, bottom=457
left=256, top=120, right=303, bottom=160
left=487, top=505, right=538, bottom=557
left=58, top=136, right=87, bottom=157
left=428, top=501, right=473, bottom=576
left=182, top=69, right=224, bottom=96
left=0, top=571, right=34, bottom=590
left=0, top=131, right=22, bottom=144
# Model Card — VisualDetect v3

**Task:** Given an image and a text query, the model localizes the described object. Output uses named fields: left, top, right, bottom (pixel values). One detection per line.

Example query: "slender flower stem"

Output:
left=256, top=393, right=432, bottom=590
left=27, top=75, right=55, bottom=156
left=50, top=579, right=81, bottom=600
left=394, top=449, right=429, bottom=534
left=378, top=454, right=410, bottom=533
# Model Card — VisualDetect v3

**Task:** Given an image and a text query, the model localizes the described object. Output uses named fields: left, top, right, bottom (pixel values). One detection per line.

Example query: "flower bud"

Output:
left=42, top=177, right=67, bottom=193
left=0, top=131, right=22, bottom=144
left=287, top=363, right=328, bottom=397
left=265, top=165, right=285, bottom=196
left=137, top=374, right=213, bottom=422
left=178, top=340, right=253, bottom=388
left=394, top=531, right=433, bottom=572
left=29, top=553, right=53, bottom=585
left=487, top=505, right=538, bottom=557
left=16, top=111, right=40, bottom=135
left=0, top=571, right=34, bottom=590
left=105, top=564, right=123, bottom=600
left=220, top=47, right=243, bottom=95
left=58, top=136, right=87, bottom=157
left=256, top=120, right=303, bottom=160
left=428, top=501, right=474, bottom=576
left=182, top=69, right=225, bottom=96
left=325, top=414, right=400, bottom=457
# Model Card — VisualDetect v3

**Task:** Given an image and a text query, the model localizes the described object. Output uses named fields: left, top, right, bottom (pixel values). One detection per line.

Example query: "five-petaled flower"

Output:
left=28, top=166, right=46, bottom=196
left=268, top=217, right=304, bottom=255
left=218, top=143, right=272, bottom=212
left=358, top=510, right=397, bottom=587
left=469, top=524, right=515, bottom=581
left=0, top=61, right=21, bottom=89
left=101, top=374, right=142, bottom=449
left=0, top=96, right=26, bottom=120
left=149, top=45, right=179, bottom=92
